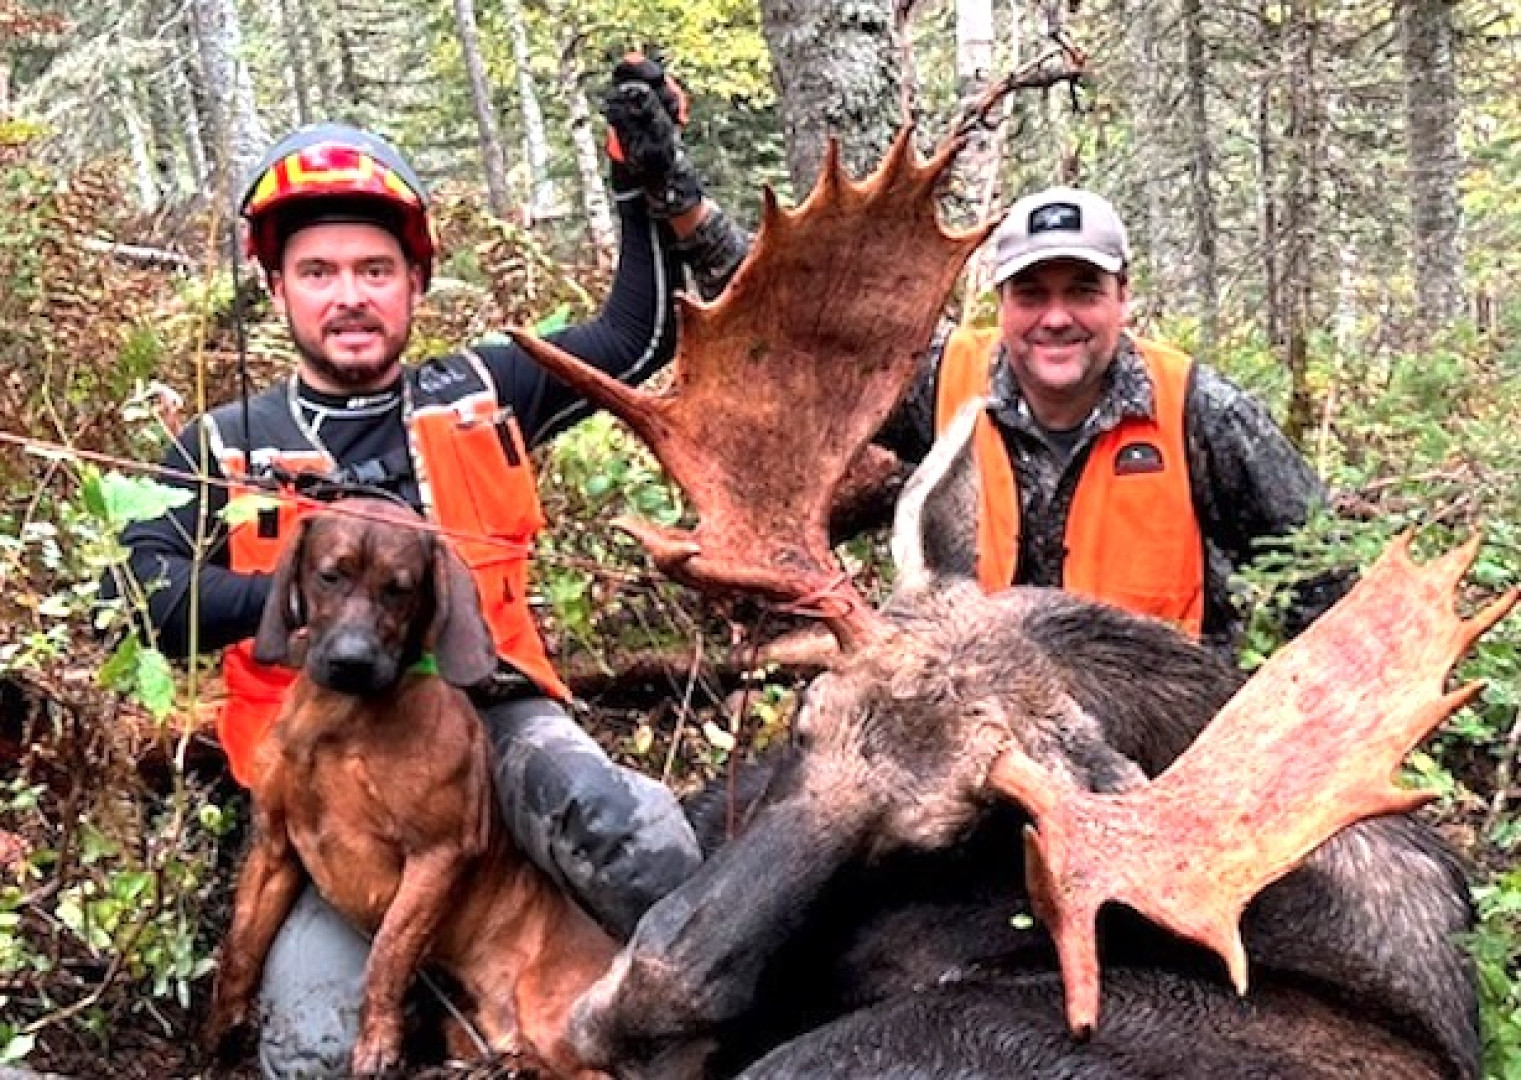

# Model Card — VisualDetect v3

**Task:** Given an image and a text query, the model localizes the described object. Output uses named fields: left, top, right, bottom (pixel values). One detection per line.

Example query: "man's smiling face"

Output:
left=998, top=258, right=1129, bottom=430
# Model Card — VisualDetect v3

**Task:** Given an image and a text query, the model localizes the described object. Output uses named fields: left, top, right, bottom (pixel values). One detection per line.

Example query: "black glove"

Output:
left=602, top=53, right=704, bottom=218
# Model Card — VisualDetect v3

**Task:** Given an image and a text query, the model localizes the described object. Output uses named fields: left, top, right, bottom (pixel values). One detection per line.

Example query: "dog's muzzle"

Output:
left=308, top=626, right=400, bottom=695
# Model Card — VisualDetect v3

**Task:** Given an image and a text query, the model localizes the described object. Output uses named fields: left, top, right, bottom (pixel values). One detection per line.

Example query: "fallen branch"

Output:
left=556, top=628, right=837, bottom=699
left=75, top=236, right=196, bottom=271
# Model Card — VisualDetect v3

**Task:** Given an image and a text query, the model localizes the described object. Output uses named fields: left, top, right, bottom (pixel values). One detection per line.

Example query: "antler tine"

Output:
left=507, top=330, right=669, bottom=445
left=985, top=533, right=1517, bottom=1036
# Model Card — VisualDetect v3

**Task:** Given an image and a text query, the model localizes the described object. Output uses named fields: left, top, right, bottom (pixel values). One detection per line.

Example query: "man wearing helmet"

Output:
left=118, top=57, right=747, bottom=1076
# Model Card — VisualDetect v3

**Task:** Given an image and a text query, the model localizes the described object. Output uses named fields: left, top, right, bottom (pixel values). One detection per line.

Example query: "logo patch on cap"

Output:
left=1114, top=442, right=1164, bottom=475
left=1029, top=202, right=1082, bottom=235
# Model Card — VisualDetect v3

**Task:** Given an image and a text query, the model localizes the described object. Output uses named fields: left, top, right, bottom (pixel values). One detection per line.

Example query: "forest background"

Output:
left=0, top=0, right=1517, bottom=1076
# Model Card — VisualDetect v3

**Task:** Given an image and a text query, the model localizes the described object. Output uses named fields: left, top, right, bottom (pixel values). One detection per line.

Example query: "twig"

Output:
left=662, top=631, right=705, bottom=785
left=948, top=42, right=1087, bottom=144
left=1485, top=708, right=1521, bottom=838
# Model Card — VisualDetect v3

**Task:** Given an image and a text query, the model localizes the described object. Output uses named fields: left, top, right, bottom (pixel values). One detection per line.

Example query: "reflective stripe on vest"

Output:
left=934, top=328, right=1204, bottom=636
left=213, top=371, right=570, bottom=788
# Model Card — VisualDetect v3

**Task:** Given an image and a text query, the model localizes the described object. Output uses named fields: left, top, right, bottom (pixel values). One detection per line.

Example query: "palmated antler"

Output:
left=511, top=129, right=993, bottom=644
left=985, top=534, right=1517, bottom=1035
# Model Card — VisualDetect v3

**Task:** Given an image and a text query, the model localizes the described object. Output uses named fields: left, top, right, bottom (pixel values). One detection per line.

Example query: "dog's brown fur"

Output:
left=203, top=499, right=616, bottom=1077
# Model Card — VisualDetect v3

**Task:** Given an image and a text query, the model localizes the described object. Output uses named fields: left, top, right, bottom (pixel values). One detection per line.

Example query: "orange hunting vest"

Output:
left=934, top=328, right=1204, bottom=636
left=208, top=352, right=570, bottom=787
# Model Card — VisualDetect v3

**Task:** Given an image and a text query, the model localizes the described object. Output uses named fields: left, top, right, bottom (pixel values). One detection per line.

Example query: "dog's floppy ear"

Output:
left=429, top=539, right=500, bottom=688
left=252, top=516, right=312, bottom=668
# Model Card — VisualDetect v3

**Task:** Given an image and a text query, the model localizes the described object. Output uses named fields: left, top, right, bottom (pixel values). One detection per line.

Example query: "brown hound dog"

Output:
left=203, top=498, right=617, bottom=1077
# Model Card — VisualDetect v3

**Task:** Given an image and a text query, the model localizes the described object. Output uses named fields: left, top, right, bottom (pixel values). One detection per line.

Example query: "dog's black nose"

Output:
left=310, top=627, right=397, bottom=694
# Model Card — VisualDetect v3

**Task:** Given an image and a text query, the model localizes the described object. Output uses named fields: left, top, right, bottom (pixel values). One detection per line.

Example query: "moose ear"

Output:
left=428, top=539, right=500, bottom=689
left=889, top=398, right=984, bottom=602
left=252, top=516, right=311, bottom=668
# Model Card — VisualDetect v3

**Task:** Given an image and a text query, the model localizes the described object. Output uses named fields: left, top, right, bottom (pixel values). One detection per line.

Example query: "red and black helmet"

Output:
left=240, top=122, right=436, bottom=287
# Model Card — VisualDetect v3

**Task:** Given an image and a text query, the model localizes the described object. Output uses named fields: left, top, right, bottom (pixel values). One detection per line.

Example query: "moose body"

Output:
left=567, top=426, right=1482, bottom=1079
left=204, top=499, right=615, bottom=1077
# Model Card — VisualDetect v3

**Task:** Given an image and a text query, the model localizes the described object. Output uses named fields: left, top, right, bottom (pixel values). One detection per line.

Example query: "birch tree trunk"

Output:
left=1180, top=0, right=1219, bottom=355
left=953, top=0, right=999, bottom=300
left=190, top=0, right=269, bottom=210
left=953, top=0, right=995, bottom=202
left=451, top=0, right=513, bottom=219
left=175, top=38, right=212, bottom=192
left=506, top=0, right=559, bottom=222
left=758, top=0, right=901, bottom=193
left=0, top=57, right=11, bottom=113
left=558, top=39, right=616, bottom=267
left=115, top=72, right=161, bottom=210
left=1399, top=0, right=1463, bottom=336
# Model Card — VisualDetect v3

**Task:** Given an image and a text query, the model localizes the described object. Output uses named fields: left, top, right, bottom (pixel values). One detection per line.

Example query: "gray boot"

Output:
left=479, top=695, right=702, bottom=938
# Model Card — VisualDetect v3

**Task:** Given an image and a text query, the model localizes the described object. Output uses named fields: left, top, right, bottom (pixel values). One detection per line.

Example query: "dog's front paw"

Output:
left=351, top=1019, right=405, bottom=1077
left=201, top=998, right=255, bottom=1066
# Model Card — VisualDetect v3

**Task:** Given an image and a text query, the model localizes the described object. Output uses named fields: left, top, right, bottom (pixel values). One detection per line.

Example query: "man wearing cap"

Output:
left=117, top=57, right=747, bottom=1077
left=879, top=185, right=1335, bottom=648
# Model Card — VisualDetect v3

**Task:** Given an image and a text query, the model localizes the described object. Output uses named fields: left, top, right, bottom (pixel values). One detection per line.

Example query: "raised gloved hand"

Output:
left=602, top=52, right=704, bottom=218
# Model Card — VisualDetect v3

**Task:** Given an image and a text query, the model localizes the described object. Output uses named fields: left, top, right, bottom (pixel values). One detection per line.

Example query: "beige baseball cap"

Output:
left=991, top=187, right=1131, bottom=286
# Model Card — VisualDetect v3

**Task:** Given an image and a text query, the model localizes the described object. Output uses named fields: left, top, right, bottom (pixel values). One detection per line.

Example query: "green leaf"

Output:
left=98, top=635, right=142, bottom=691
left=97, top=472, right=192, bottom=527
left=135, top=648, right=177, bottom=720
left=0, top=1031, right=35, bottom=1064
left=534, top=304, right=572, bottom=335
left=221, top=493, right=283, bottom=527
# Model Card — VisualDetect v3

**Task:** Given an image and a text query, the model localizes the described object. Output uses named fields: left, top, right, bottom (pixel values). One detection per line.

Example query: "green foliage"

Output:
left=2, top=452, right=225, bottom=1064
left=537, top=413, right=688, bottom=653
left=1217, top=316, right=1520, bottom=1077
left=1471, top=871, right=1521, bottom=1077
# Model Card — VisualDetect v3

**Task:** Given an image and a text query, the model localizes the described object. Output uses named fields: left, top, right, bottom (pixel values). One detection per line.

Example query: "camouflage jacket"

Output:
left=877, top=331, right=1336, bottom=650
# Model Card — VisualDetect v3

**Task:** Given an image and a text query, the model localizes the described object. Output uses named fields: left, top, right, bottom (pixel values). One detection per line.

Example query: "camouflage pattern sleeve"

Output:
left=874, top=322, right=953, bottom=465
left=1183, top=364, right=1328, bottom=566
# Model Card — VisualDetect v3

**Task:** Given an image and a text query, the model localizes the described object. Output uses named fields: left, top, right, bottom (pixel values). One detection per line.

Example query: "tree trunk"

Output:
left=174, top=38, right=212, bottom=192
left=335, top=21, right=364, bottom=112
left=1180, top=0, right=1219, bottom=356
left=507, top=0, right=559, bottom=223
left=950, top=0, right=995, bottom=211
left=558, top=36, right=617, bottom=268
left=451, top=0, right=513, bottom=219
left=1256, top=0, right=1282, bottom=348
left=758, top=0, right=901, bottom=194
left=0, top=56, right=11, bottom=113
left=277, top=0, right=313, bottom=127
left=1280, top=0, right=1318, bottom=445
left=115, top=73, right=161, bottom=210
left=305, top=0, right=341, bottom=117
left=1121, top=0, right=1179, bottom=325
left=1399, top=0, right=1463, bottom=337
left=189, top=0, right=269, bottom=210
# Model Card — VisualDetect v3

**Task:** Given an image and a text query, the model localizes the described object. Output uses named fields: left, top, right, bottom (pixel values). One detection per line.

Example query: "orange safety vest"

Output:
left=209, top=352, right=571, bottom=786
left=934, top=327, right=1205, bottom=636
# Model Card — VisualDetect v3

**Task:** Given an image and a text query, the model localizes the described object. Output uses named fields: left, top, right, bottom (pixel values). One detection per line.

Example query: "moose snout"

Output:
left=308, top=624, right=399, bottom=695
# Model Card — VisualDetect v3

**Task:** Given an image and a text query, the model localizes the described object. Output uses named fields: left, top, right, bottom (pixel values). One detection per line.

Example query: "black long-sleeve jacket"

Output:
left=122, top=191, right=682, bottom=657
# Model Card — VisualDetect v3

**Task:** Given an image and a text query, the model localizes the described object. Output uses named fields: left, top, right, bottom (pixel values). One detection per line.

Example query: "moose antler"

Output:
left=511, top=129, right=992, bottom=644
left=984, top=534, right=1517, bottom=1035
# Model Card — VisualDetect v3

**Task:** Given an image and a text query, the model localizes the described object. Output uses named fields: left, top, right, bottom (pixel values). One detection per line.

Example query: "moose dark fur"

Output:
left=569, top=408, right=1481, bottom=1079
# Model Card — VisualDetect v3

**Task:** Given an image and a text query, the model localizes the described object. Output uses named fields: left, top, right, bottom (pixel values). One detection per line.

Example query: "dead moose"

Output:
left=511, top=129, right=1516, bottom=1078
